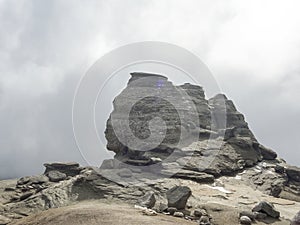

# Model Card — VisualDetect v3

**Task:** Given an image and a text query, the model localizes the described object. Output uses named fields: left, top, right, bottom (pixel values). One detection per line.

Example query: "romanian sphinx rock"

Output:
left=104, top=72, right=275, bottom=178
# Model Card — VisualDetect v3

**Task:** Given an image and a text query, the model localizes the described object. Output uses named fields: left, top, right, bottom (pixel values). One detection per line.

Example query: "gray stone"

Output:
left=240, top=216, right=252, bottom=225
left=18, top=175, right=49, bottom=186
left=137, top=191, right=156, bottom=208
left=104, top=72, right=267, bottom=180
left=258, top=145, right=277, bottom=160
left=117, top=168, right=132, bottom=178
left=166, top=186, right=192, bottom=210
left=44, top=162, right=81, bottom=177
left=167, top=207, right=177, bottom=215
left=274, top=165, right=285, bottom=174
left=173, top=211, right=184, bottom=217
left=199, top=215, right=210, bottom=225
left=157, top=203, right=168, bottom=213
left=291, top=211, right=300, bottom=225
left=194, top=209, right=204, bottom=218
left=252, top=201, right=280, bottom=218
left=100, top=159, right=117, bottom=169
left=286, top=166, right=300, bottom=182
left=239, top=211, right=255, bottom=221
left=47, top=170, right=67, bottom=182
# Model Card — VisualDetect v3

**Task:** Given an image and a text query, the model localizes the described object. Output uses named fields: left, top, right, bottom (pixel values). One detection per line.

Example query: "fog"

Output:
left=0, top=0, right=300, bottom=179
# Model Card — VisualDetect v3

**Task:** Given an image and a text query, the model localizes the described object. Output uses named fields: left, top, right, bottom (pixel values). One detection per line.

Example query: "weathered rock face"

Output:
left=104, top=72, right=269, bottom=177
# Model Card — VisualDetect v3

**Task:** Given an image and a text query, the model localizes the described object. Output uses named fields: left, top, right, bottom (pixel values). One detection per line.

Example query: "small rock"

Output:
left=291, top=211, right=300, bottom=225
left=240, top=216, right=252, bottom=225
left=194, top=209, right=204, bottom=218
left=117, top=168, right=133, bottom=178
left=239, top=211, right=255, bottom=221
left=167, top=207, right=177, bottom=215
left=157, top=203, right=168, bottom=213
left=47, top=170, right=67, bottom=182
left=252, top=201, right=280, bottom=218
left=286, top=166, right=300, bottom=182
left=17, top=176, right=30, bottom=185
left=4, top=187, right=15, bottom=192
left=142, top=208, right=157, bottom=216
left=137, top=191, right=156, bottom=208
left=199, top=215, right=210, bottom=225
left=166, top=186, right=192, bottom=209
left=274, top=165, right=285, bottom=174
left=181, top=209, right=191, bottom=216
left=19, top=191, right=35, bottom=201
left=173, top=211, right=184, bottom=217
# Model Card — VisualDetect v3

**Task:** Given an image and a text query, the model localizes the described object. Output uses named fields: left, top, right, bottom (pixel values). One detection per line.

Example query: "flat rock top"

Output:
left=10, top=201, right=195, bottom=225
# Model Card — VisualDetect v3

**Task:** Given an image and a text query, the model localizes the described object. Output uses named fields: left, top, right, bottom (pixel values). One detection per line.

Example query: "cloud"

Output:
left=0, top=0, right=300, bottom=178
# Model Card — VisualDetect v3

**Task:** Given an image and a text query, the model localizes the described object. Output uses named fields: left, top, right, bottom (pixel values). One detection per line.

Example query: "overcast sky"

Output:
left=0, top=0, right=300, bottom=179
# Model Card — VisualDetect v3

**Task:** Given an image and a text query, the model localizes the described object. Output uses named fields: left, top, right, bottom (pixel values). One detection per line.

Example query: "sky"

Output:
left=0, top=0, right=300, bottom=179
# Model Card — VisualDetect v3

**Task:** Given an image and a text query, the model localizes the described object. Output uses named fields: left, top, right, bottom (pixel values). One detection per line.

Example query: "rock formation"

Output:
left=104, top=72, right=279, bottom=178
left=0, top=72, right=300, bottom=225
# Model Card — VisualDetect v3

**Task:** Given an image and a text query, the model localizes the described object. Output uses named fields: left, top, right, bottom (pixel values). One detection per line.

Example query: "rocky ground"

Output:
left=0, top=161, right=299, bottom=225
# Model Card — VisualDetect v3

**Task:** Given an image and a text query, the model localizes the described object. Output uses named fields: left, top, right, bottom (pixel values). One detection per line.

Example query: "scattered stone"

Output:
left=240, top=215, right=252, bottom=224
left=4, top=187, right=15, bottom=192
left=181, top=209, right=191, bottom=216
left=157, top=203, right=168, bottom=213
left=44, top=162, right=81, bottom=177
left=274, top=165, right=285, bottom=174
left=17, top=175, right=49, bottom=186
left=199, top=215, right=210, bottom=225
left=291, top=211, right=300, bottom=225
left=286, top=166, right=300, bottom=182
left=166, top=186, right=192, bottom=209
left=239, top=211, right=255, bottom=221
left=167, top=207, right=177, bottom=215
left=19, top=191, right=35, bottom=201
left=194, top=209, right=205, bottom=218
left=47, top=170, right=67, bottom=182
left=252, top=201, right=280, bottom=218
left=137, top=191, right=156, bottom=208
left=173, top=211, right=184, bottom=217
left=17, top=176, right=31, bottom=185
left=142, top=208, right=157, bottom=216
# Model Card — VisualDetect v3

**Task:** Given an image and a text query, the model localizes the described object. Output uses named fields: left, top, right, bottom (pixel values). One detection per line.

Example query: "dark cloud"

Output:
left=0, top=0, right=299, bottom=179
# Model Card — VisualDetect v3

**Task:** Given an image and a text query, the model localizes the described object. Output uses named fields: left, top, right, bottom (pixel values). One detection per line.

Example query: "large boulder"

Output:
left=104, top=72, right=279, bottom=179
left=252, top=201, right=280, bottom=218
left=166, top=186, right=192, bottom=209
